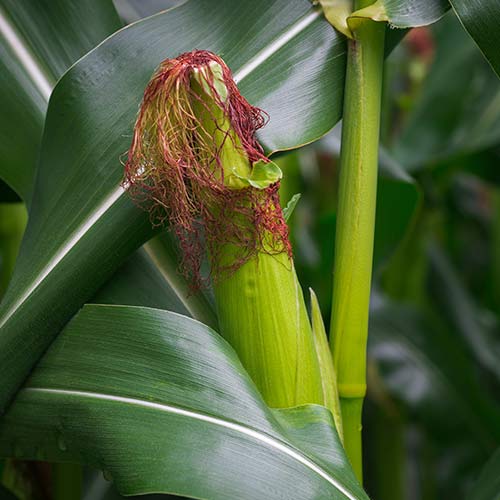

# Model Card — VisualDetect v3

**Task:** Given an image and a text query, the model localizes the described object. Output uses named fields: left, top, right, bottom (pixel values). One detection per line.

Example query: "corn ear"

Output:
left=124, top=51, right=324, bottom=410
left=190, top=62, right=253, bottom=188
left=214, top=250, right=324, bottom=408
left=192, top=59, right=323, bottom=408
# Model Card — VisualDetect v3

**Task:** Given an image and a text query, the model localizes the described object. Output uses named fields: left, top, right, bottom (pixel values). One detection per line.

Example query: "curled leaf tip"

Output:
left=122, top=50, right=290, bottom=289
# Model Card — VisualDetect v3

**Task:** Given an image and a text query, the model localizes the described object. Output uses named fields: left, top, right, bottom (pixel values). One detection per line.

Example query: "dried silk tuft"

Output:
left=123, top=50, right=290, bottom=288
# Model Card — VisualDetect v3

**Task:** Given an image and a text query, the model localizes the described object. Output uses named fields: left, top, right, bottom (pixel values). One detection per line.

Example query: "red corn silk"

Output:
left=123, top=50, right=291, bottom=289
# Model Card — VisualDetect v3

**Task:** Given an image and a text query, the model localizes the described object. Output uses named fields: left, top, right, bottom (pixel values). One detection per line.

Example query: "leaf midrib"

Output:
left=0, top=4, right=54, bottom=101
left=26, top=387, right=355, bottom=499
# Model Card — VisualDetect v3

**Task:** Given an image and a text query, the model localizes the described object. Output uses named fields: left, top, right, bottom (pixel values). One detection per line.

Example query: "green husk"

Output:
left=214, top=250, right=324, bottom=408
left=190, top=62, right=253, bottom=188
left=190, top=62, right=281, bottom=190
left=310, top=288, right=343, bottom=441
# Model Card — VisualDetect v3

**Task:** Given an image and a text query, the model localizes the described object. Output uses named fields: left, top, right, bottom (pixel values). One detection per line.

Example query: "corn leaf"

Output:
left=450, top=0, right=500, bottom=78
left=379, top=0, right=448, bottom=28
left=369, top=297, right=500, bottom=448
left=0, top=0, right=121, bottom=203
left=0, top=304, right=368, bottom=500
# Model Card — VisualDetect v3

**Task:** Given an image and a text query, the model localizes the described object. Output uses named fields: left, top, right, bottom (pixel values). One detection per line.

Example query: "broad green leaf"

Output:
left=0, top=0, right=209, bottom=384
left=91, top=246, right=191, bottom=316
left=0, top=304, right=367, bottom=500
left=380, top=0, right=448, bottom=28
left=0, top=0, right=121, bottom=80
left=393, top=14, right=500, bottom=170
left=93, top=231, right=218, bottom=331
left=83, top=471, right=169, bottom=500
left=140, top=234, right=218, bottom=328
left=317, top=0, right=448, bottom=36
left=0, top=0, right=121, bottom=203
left=0, top=0, right=348, bottom=410
left=113, top=0, right=183, bottom=24
left=468, top=447, right=500, bottom=500
left=450, top=0, right=500, bottom=78
left=0, top=203, right=26, bottom=297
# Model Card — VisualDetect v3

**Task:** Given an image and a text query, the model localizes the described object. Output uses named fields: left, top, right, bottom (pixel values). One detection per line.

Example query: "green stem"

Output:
left=52, top=463, right=82, bottom=500
left=366, top=359, right=406, bottom=500
left=329, top=0, right=385, bottom=481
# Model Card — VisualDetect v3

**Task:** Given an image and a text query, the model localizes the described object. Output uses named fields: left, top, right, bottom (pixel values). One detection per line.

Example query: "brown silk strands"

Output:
left=123, top=50, right=291, bottom=289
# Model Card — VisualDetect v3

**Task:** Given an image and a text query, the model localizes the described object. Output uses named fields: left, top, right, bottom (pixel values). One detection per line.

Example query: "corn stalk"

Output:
left=329, top=0, right=385, bottom=481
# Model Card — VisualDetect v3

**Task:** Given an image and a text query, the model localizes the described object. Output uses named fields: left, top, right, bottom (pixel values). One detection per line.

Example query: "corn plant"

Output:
left=1, top=0, right=500, bottom=499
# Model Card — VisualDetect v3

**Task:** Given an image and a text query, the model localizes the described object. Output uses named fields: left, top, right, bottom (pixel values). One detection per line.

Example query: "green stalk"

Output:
left=366, top=361, right=406, bottom=500
left=370, top=406, right=405, bottom=499
left=329, top=0, right=385, bottom=481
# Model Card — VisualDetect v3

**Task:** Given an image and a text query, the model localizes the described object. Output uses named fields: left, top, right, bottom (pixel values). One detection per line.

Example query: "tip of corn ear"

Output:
left=122, top=50, right=290, bottom=288
left=192, top=60, right=229, bottom=102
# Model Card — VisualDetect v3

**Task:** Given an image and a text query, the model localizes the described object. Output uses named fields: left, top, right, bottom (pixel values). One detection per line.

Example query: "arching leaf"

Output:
left=0, top=304, right=367, bottom=500
left=380, top=0, right=448, bottom=28
left=393, top=14, right=500, bottom=171
left=0, top=0, right=121, bottom=202
left=450, top=0, right=500, bottom=78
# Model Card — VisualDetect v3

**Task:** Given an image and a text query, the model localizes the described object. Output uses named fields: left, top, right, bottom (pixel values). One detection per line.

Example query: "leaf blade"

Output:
left=0, top=304, right=367, bottom=500
left=0, top=0, right=121, bottom=202
left=450, top=0, right=500, bottom=78
left=381, top=0, right=448, bottom=28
